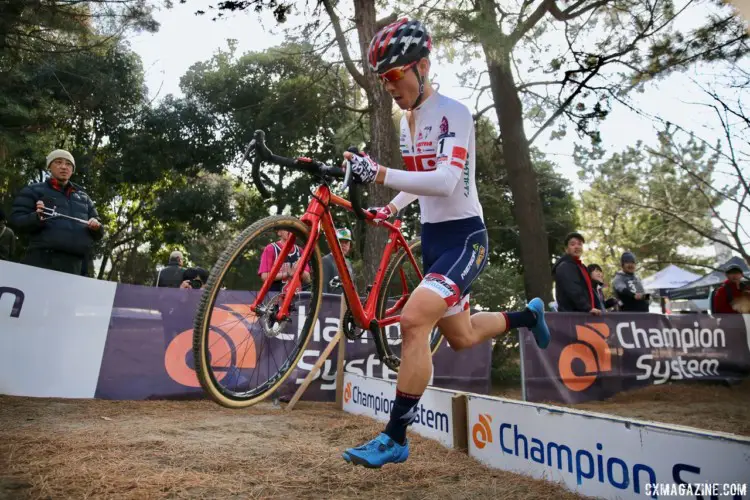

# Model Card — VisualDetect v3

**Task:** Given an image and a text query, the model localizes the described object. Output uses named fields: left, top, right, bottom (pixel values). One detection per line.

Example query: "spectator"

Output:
left=710, top=263, right=750, bottom=314
left=551, top=232, right=600, bottom=315
left=612, top=252, right=650, bottom=312
left=258, top=229, right=311, bottom=292
left=322, top=228, right=355, bottom=294
left=0, top=207, right=16, bottom=261
left=180, top=266, right=209, bottom=290
left=155, top=250, right=186, bottom=288
left=10, top=149, right=103, bottom=275
left=587, top=263, right=618, bottom=312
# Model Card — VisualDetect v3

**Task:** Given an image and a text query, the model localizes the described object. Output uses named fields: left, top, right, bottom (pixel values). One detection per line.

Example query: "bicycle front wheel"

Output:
left=376, top=238, right=443, bottom=372
left=193, top=215, right=323, bottom=408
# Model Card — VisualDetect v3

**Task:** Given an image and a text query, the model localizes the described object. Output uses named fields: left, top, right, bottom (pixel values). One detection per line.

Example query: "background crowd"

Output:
left=2, top=149, right=747, bottom=315
left=552, top=231, right=749, bottom=315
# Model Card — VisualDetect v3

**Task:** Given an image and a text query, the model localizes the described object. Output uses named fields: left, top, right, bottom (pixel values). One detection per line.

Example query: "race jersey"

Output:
left=388, top=92, right=484, bottom=224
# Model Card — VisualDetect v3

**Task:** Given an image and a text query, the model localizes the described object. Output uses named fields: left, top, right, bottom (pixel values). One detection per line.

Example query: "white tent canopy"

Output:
left=642, top=264, right=701, bottom=294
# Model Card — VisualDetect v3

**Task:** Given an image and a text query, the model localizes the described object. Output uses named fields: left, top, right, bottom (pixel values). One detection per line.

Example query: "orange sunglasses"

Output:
left=378, top=60, right=419, bottom=83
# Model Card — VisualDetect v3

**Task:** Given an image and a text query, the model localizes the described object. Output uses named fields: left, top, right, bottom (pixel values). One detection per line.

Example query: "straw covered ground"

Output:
left=1, top=380, right=747, bottom=499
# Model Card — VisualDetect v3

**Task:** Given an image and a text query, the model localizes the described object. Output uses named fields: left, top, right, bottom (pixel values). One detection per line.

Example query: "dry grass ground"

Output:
left=494, top=380, right=750, bottom=436
left=560, top=380, right=750, bottom=436
left=1, top=381, right=746, bottom=499
left=0, top=397, right=582, bottom=500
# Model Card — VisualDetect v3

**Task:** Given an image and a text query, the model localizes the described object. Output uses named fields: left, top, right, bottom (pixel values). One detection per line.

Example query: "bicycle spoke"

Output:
left=192, top=217, right=322, bottom=406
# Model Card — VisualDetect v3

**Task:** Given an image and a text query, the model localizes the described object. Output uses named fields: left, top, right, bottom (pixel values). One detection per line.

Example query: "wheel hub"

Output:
left=259, top=294, right=292, bottom=338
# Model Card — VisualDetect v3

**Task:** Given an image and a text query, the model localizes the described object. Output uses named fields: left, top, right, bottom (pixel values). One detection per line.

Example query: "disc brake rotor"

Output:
left=260, top=294, right=292, bottom=338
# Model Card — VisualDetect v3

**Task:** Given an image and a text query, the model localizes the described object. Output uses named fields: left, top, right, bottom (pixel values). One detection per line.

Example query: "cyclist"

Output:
left=342, top=18, right=551, bottom=468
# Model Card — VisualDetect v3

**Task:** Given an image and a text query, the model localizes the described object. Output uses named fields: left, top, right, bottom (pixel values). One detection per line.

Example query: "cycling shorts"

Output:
left=418, top=216, right=488, bottom=317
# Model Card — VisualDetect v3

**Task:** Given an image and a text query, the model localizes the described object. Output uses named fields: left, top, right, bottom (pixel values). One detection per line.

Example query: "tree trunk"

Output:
left=0, top=0, right=25, bottom=51
left=98, top=251, right=111, bottom=280
left=484, top=54, right=553, bottom=302
left=352, top=0, right=400, bottom=285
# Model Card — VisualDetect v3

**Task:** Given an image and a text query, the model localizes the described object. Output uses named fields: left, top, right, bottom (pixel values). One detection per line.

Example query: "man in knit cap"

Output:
left=10, top=149, right=103, bottom=275
left=612, top=251, right=650, bottom=312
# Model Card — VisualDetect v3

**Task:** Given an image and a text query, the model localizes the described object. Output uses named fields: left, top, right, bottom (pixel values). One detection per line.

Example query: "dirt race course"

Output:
left=1, top=381, right=748, bottom=500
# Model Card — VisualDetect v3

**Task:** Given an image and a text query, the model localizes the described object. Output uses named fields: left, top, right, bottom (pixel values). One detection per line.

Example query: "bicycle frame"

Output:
left=249, top=183, right=423, bottom=331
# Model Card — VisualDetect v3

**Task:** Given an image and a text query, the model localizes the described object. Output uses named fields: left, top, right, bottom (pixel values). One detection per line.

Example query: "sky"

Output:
left=126, top=1, right=749, bottom=264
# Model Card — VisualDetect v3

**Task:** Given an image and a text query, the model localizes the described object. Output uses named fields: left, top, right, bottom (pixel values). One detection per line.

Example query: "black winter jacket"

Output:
left=552, top=254, right=594, bottom=312
left=155, top=263, right=186, bottom=288
left=10, top=178, right=103, bottom=257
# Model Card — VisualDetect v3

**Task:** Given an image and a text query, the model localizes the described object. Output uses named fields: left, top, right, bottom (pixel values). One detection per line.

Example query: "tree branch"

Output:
left=473, top=104, right=495, bottom=120
left=528, top=65, right=602, bottom=144
left=547, top=0, right=611, bottom=21
left=607, top=192, right=746, bottom=258
left=647, top=144, right=749, bottom=213
left=328, top=103, right=371, bottom=113
left=320, top=0, right=368, bottom=90
left=708, top=94, right=750, bottom=201
left=509, top=0, right=550, bottom=47
left=516, top=80, right=566, bottom=91
left=375, top=13, right=398, bottom=31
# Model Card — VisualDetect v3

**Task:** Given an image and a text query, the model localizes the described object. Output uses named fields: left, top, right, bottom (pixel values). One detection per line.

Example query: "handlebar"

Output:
left=244, top=130, right=367, bottom=220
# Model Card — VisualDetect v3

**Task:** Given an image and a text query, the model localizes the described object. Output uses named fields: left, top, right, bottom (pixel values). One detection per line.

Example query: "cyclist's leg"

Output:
left=342, top=271, right=451, bottom=468
left=437, top=298, right=548, bottom=351
left=343, top=283, right=460, bottom=467
left=431, top=224, right=550, bottom=350
left=393, top=286, right=447, bottom=393
left=380, top=284, right=448, bottom=442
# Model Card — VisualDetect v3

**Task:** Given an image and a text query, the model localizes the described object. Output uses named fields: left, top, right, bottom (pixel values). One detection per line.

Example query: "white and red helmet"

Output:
left=367, top=18, right=432, bottom=74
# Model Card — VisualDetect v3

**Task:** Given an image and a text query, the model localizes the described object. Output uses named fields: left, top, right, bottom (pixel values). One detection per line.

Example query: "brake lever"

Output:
left=342, top=147, right=367, bottom=221
left=341, top=148, right=356, bottom=191
left=236, top=139, right=256, bottom=169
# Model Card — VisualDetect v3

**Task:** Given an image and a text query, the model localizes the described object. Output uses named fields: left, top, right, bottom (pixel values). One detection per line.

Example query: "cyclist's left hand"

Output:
left=367, top=205, right=394, bottom=224
left=344, top=151, right=379, bottom=184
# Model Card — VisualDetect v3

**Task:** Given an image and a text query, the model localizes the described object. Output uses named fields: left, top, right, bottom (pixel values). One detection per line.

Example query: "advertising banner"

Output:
left=520, top=313, right=750, bottom=403
left=95, top=285, right=491, bottom=401
left=468, top=394, right=750, bottom=500
left=0, top=261, right=116, bottom=398
left=0, top=262, right=490, bottom=401
left=342, top=373, right=459, bottom=448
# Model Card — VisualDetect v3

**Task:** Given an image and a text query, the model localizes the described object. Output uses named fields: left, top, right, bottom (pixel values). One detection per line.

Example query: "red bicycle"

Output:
left=192, top=130, right=442, bottom=408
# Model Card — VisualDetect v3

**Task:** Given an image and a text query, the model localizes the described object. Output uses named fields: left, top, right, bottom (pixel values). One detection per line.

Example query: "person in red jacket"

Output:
left=711, top=263, right=750, bottom=314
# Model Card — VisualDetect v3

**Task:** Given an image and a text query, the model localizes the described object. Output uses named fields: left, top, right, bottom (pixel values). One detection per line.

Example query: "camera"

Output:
left=183, top=267, right=209, bottom=290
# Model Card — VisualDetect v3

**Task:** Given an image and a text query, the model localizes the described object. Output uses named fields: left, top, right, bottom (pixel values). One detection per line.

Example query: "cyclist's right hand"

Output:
left=367, top=205, right=394, bottom=224
left=344, top=150, right=379, bottom=184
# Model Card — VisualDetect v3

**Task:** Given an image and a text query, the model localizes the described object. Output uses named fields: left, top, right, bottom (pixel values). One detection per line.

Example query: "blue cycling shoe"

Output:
left=342, top=433, right=409, bottom=468
left=527, top=297, right=550, bottom=349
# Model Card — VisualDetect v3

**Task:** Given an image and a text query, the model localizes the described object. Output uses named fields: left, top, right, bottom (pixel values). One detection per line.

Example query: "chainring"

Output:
left=342, top=308, right=367, bottom=340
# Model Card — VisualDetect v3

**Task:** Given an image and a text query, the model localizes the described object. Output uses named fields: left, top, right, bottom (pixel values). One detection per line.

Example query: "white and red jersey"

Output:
left=384, top=92, right=483, bottom=224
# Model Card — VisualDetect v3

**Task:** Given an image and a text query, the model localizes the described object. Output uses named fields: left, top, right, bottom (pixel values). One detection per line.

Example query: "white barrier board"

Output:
left=468, top=394, right=750, bottom=500
left=0, top=261, right=115, bottom=397
left=342, top=373, right=458, bottom=448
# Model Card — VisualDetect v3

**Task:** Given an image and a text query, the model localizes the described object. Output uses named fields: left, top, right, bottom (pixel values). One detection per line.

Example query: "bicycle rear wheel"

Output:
left=193, top=215, right=323, bottom=408
left=376, top=238, right=443, bottom=372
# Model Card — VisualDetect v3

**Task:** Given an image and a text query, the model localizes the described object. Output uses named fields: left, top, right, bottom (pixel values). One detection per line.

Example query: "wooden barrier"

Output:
left=285, top=295, right=347, bottom=412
